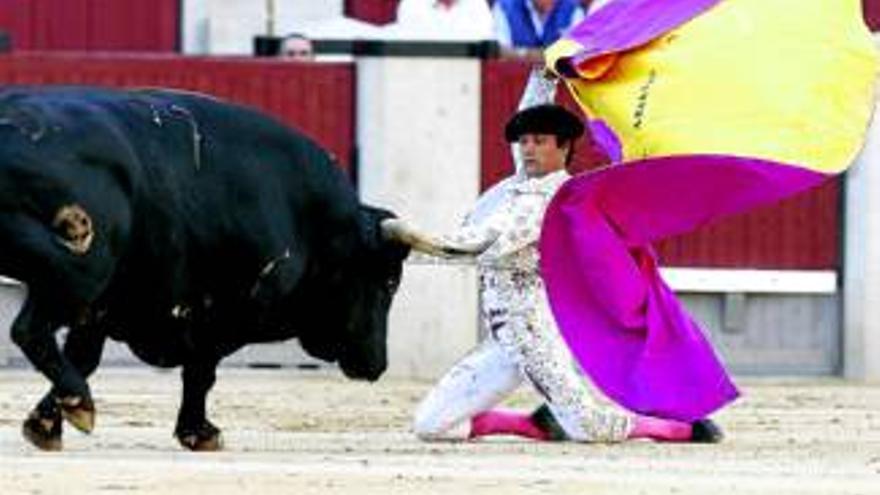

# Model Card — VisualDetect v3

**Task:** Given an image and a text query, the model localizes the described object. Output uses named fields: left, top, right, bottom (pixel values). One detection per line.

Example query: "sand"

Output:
left=1, top=367, right=878, bottom=494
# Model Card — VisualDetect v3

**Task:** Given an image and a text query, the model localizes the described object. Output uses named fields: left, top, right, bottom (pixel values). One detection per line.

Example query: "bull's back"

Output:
left=0, top=86, right=361, bottom=315
left=133, top=89, right=362, bottom=267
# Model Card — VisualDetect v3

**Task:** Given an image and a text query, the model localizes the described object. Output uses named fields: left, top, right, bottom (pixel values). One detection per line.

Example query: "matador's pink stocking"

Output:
left=628, top=415, right=693, bottom=441
left=469, top=409, right=549, bottom=441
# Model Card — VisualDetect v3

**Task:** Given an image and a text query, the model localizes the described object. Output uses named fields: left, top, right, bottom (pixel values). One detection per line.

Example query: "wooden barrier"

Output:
left=0, top=53, right=356, bottom=172
left=0, top=0, right=179, bottom=52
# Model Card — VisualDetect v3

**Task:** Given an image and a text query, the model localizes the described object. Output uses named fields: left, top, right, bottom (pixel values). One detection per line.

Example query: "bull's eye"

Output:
left=385, top=276, right=400, bottom=293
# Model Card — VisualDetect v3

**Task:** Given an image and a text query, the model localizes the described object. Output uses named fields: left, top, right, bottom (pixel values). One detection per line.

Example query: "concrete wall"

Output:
left=682, top=293, right=840, bottom=376
left=843, top=73, right=880, bottom=381
left=356, top=54, right=483, bottom=379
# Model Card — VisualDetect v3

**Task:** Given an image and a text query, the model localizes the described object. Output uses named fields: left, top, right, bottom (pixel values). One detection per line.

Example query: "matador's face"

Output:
left=518, top=133, right=569, bottom=178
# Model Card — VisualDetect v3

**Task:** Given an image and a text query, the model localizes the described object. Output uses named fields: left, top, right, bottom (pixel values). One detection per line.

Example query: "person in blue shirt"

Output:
left=492, top=0, right=586, bottom=61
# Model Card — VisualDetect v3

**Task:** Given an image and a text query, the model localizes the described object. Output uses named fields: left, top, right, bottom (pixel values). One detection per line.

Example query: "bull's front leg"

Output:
left=23, top=322, right=106, bottom=451
left=175, top=359, right=222, bottom=451
left=12, top=295, right=94, bottom=450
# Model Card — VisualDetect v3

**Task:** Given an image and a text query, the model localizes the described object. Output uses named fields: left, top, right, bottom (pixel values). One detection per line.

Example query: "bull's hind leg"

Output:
left=12, top=296, right=94, bottom=450
left=175, top=359, right=223, bottom=451
left=23, top=323, right=106, bottom=451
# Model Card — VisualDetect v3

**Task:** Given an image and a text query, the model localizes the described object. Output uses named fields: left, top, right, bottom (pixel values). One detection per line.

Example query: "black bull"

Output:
left=0, top=86, right=420, bottom=451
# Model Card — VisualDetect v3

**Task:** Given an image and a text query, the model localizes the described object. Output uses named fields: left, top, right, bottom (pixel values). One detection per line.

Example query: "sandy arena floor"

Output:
left=1, top=367, right=879, bottom=494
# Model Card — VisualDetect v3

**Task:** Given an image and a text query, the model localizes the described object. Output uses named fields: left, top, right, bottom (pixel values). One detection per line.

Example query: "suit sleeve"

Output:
left=478, top=191, right=545, bottom=259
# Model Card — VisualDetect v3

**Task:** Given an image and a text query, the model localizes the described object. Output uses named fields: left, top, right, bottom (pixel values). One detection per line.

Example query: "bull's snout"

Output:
left=339, top=357, right=386, bottom=382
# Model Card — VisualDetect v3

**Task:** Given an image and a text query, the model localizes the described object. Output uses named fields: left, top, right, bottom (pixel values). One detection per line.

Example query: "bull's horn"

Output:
left=380, top=219, right=447, bottom=256
left=380, top=219, right=463, bottom=258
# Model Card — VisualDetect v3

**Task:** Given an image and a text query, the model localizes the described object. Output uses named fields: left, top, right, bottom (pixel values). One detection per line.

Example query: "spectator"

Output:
left=391, top=0, right=495, bottom=40
left=279, top=33, right=314, bottom=61
left=492, top=0, right=585, bottom=61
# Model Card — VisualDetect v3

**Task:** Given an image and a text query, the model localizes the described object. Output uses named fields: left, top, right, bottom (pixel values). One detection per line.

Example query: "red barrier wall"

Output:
left=0, top=54, right=355, bottom=171
left=481, top=60, right=841, bottom=270
left=0, top=0, right=179, bottom=52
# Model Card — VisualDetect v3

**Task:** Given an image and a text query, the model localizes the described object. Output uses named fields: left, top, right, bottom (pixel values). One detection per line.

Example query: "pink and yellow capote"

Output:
left=539, top=0, right=878, bottom=420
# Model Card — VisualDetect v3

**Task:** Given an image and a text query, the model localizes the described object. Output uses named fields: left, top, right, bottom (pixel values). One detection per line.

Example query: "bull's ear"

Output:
left=359, top=205, right=394, bottom=245
left=359, top=205, right=395, bottom=223
left=361, top=205, right=410, bottom=260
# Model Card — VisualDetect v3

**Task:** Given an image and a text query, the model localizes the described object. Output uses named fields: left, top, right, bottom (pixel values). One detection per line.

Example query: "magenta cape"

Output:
left=540, top=156, right=829, bottom=420
left=553, top=0, right=722, bottom=76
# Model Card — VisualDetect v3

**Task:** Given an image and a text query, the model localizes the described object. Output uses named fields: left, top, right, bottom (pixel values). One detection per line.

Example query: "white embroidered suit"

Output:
left=413, top=169, right=633, bottom=442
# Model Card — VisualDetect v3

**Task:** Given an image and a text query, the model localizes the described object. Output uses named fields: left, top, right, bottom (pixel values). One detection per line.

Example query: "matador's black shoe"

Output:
left=690, top=418, right=724, bottom=443
left=529, top=404, right=569, bottom=441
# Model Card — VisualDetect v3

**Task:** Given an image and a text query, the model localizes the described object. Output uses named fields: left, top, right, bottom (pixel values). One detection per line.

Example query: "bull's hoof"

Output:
left=175, top=421, right=224, bottom=451
left=58, top=395, right=95, bottom=433
left=22, top=410, right=63, bottom=451
left=690, top=419, right=724, bottom=443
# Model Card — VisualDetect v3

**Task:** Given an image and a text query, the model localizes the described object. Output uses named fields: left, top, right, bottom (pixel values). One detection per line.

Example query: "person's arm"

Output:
left=482, top=171, right=572, bottom=258
left=491, top=2, right=513, bottom=48
left=479, top=191, right=545, bottom=259
left=438, top=218, right=503, bottom=256
left=380, top=218, right=495, bottom=259
left=570, top=5, right=586, bottom=25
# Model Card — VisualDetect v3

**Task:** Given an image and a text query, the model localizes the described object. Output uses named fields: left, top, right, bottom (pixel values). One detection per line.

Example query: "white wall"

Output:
left=843, top=36, right=880, bottom=381
left=357, top=56, right=483, bottom=379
